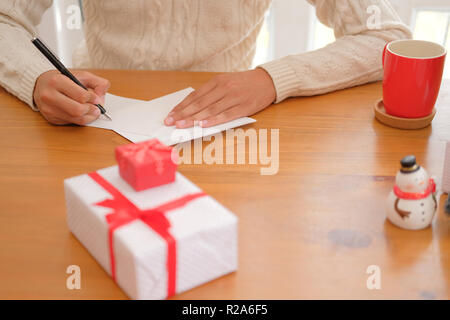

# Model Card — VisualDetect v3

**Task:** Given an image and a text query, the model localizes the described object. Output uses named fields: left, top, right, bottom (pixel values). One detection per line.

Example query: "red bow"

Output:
left=393, top=178, right=436, bottom=200
left=88, top=171, right=206, bottom=298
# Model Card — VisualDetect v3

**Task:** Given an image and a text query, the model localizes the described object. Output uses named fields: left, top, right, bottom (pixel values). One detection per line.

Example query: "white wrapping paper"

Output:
left=64, top=166, right=238, bottom=299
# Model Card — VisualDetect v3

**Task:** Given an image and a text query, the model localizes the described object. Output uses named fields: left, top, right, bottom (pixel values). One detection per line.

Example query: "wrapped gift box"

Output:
left=116, top=139, right=177, bottom=191
left=64, top=166, right=238, bottom=300
left=443, top=141, right=450, bottom=193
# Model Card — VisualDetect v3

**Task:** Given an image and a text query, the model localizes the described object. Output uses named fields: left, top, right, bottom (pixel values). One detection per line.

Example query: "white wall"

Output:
left=269, top=0, right=315, bottom=60
left=390, top=0, right=450, bottom=25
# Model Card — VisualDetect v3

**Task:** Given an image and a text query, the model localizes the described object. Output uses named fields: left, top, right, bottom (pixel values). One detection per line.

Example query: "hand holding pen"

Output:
left=31, top=37, right=111, bottom=125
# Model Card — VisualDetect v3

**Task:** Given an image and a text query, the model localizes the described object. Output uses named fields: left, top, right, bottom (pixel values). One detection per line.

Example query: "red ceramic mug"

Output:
left=383, top=39, right=446, bottom=118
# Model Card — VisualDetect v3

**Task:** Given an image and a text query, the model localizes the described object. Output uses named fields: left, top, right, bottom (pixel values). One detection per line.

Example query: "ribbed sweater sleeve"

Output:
left=259, top=0, right=412, bottom=103
left=0, top=1, right=54, bottom=110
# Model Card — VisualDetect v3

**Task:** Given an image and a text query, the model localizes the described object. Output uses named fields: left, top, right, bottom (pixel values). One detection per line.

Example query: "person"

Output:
left=0, top=0, right=410, bottom=127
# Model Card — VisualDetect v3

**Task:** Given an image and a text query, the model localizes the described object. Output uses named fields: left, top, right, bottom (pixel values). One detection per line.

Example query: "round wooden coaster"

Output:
left=373, top=99, right=436, bottom=130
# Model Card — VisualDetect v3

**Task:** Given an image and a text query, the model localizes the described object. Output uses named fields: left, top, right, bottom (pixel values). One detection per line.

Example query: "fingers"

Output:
left=34, top=70, right=106, bottom=126
left=174, top=104, right=244, bottom=129
left=56, top=76, right=101, bottom=108
left=199, top=105, right=245, bottom=128
left=164, top=78, right=218, bottom=125
left=43, top=108, right=100, bottom=126
left=173, top=78, right=218, bottom=112
left=47, top=80, right=96, bottom=118
left=71, top=105, right=101, bottom=125
left=174, top=97, right=238, bottom=128
left=40, top=90, right=101, bottom=125
left=76, top=71, right=111, bottom=103
left=75, top=71, right=111, bottom=95
left=168, top=88, right=227, bottom=126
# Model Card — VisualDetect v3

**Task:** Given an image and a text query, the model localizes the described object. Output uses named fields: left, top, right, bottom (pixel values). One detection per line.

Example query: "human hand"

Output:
left=33, top=70, right=111, bottom=125
left=164, top=68, right=276, bottom=128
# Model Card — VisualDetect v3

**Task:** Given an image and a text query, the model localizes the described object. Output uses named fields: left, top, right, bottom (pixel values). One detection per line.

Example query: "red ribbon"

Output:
left=88, top=171, right=206, bottom=298
left=393, top=178, right=436, bottom=200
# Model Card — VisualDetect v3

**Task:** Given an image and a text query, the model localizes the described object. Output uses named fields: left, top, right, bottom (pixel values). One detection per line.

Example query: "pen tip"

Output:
left=103, top=113, right=112, bottom=121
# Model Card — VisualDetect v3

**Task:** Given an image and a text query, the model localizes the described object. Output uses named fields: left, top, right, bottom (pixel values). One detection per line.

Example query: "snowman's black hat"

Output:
left=400, top=155, right=420, bottom=174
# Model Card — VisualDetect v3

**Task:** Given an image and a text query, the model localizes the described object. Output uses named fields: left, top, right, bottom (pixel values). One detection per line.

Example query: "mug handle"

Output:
left=382, top=42, right=389, bottom=68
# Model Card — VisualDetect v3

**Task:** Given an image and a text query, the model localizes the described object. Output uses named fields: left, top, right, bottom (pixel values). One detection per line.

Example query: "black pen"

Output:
left=31, top=37, right=111, bottom=120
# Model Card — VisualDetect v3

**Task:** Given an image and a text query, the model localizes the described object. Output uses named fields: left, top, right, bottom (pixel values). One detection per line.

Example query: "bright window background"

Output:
left=252, top=0, right=314, bottom=67
left=253, top=0, right=450, bottom=79
left=413, top=10, right=450, bottom=78
left=311, top=21, right=334, bottom=51
left=252, top=13, right=271, bottom=67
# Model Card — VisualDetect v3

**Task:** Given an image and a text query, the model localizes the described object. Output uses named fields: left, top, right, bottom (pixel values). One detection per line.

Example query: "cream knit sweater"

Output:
left=0, top=0, right=410, bottom=109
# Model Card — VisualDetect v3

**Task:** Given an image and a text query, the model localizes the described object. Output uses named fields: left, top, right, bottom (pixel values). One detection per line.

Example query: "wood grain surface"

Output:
left=0, top=70, right=448, bottom=299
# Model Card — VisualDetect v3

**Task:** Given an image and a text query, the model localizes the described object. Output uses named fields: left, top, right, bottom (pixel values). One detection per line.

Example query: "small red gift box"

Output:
left=115, top=139, right=177, bottom=191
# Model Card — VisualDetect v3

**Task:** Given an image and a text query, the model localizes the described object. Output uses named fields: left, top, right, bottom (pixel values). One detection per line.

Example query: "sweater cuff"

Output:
left=258, top=59, right=299, bottom=103
left=18, top=59, right=54, bottom=111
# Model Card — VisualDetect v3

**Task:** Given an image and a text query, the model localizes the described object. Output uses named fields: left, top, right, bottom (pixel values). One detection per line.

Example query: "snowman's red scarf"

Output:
left=393, top=178, right=436, bottom=200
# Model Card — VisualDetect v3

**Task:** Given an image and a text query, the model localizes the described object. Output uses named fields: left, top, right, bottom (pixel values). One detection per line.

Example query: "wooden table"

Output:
left=0, top=70, right=449, bottom=300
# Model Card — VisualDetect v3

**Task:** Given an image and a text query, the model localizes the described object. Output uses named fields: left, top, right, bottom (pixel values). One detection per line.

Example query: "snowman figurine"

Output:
left=386, top=155, right=437, bottom=230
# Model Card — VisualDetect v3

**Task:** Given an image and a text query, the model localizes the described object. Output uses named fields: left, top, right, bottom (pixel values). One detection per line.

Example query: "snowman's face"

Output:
left=395, top=167, right=429, bottom=193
